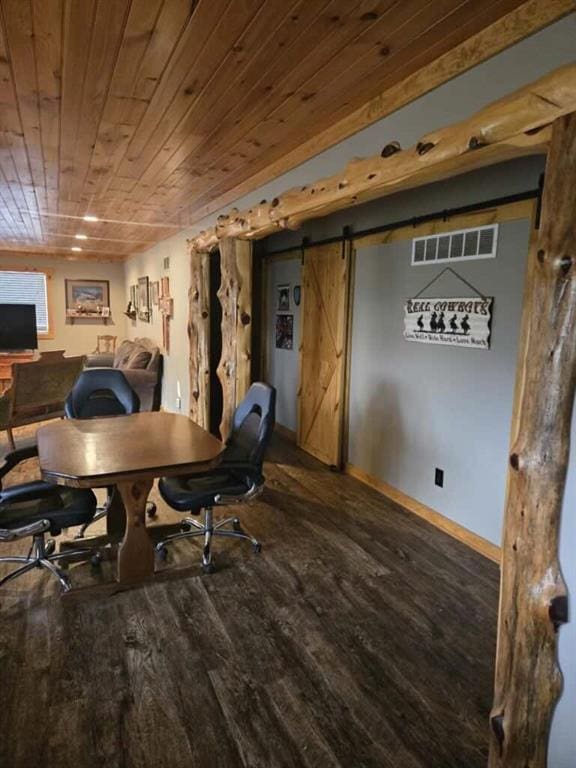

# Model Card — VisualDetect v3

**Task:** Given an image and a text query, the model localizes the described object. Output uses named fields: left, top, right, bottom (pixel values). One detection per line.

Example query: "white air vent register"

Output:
left=412, top=224, right=498, bottom=266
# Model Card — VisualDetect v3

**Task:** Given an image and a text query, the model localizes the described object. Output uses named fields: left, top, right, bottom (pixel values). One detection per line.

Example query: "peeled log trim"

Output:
left=188, top=64, right=576, bottom=253
left=188, top=251, right=210, bottom=429
left=489, top=113, right=576, bottom=767
left=217, top=238, right=253, bottom=441
left=184, top=0, right=574, bottom=228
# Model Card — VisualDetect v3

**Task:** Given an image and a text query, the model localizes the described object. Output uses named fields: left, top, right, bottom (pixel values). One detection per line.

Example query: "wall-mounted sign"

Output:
left=404, top=296, right=493, bottom=349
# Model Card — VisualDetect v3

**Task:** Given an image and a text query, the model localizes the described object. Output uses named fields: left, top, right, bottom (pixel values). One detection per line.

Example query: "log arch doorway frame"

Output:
left=188, top=87, right=576, bottom=763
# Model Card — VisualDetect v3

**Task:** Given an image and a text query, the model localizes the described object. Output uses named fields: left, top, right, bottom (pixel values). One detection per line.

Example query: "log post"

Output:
left=188, top=251, right=210, bottom=429
left=489, top=113, right=576, bottom=767
left=217, top=238, right=252, bottom=441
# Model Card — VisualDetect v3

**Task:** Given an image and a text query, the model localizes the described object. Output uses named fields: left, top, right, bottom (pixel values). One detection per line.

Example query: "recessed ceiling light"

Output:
left=83, top=215, right=98, bottom=222
left=71, top=246, right=82, bottom=252
left=75, top=233, right=88, bottom=240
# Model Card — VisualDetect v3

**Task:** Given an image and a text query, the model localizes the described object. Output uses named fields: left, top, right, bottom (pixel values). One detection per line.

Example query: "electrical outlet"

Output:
left=435, top=468, right=444, bottom=488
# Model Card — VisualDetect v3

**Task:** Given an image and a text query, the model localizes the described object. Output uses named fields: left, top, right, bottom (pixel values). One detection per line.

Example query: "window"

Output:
left=0, top=268, right=52, bottom=335
left=411, top=224, right=499, bottom=266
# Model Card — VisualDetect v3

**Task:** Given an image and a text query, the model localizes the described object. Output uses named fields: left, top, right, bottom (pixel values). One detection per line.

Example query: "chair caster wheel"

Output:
left=156, top=545, right=168, bottom=561
left=45, top=540, right=56, bottom=556
left=233, top=519, right=243, bottom=533
left=146, top=502, right=157, bottom=519
left=91, top=553, right=103, bottom=567
left=202, top=562, right=216, bottom=575
left=180, top=521, right=192, bottom=532
left=252, top=543, right=262, bottom=554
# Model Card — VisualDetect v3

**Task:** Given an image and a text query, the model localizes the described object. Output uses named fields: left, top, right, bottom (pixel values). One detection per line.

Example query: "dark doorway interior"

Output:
left=209, top=249, right=223, bottom=438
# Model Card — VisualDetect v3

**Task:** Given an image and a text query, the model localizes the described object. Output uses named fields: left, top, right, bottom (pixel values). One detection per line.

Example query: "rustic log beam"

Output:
left=188, top=63, right=576, bottom=253
left=184, top=0, right=575, bottom=228
left=188, top=251, right=210, bottom=429
left=216, top=238, right=253, bottom=441
left=489, top=112, right=576, bottom=767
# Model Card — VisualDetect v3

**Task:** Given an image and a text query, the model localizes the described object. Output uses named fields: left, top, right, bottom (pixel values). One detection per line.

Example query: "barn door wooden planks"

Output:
left=217, top=238, right=253, bottom=441
left=297, top=241, right=350, bottom=466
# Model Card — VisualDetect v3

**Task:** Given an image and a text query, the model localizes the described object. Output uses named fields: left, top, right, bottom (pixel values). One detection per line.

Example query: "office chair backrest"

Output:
left=223, top=382, right=276, bottom=471
left=64, top=368, right=140, bottom=419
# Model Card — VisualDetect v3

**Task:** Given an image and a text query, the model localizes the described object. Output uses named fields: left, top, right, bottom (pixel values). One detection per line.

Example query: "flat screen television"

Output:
left=0, top=304, right=38, bottom=351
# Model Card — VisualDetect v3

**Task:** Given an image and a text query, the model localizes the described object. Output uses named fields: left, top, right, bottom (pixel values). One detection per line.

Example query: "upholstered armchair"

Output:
left=85, top=337, right=163, bottom=411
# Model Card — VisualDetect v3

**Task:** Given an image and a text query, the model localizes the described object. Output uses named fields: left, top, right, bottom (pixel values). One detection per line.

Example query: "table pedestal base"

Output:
left=117, top=478, right=154, bottom=584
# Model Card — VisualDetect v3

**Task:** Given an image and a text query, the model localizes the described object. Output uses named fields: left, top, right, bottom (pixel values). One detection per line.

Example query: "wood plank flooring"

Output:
left=0, top=432, right=499, bottom=768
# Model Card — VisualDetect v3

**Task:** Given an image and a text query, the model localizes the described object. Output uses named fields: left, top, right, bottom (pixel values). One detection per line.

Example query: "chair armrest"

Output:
left=0, top=480, right=61, bottom=505
left=214, top=481, right=264, bottom=505
left=0, top=439, right=39, bottom=482
left=0, top=519, right=51, bottom=542
left=85, top=353, right=115, bottom=368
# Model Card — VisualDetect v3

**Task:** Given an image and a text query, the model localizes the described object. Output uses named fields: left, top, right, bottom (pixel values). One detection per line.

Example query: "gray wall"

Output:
left=348, top=221, right=529, bottom=545
left=265, top=258, right=301, bottom=431
left=551, top=407, right=576, bottom=768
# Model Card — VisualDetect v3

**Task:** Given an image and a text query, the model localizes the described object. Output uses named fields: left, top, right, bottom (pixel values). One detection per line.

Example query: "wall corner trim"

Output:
left=345, top=463, right=501, bottom=564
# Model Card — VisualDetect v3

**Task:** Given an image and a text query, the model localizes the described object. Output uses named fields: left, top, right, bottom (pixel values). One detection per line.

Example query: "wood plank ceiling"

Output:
left=0, top=0, right=539, bottom=260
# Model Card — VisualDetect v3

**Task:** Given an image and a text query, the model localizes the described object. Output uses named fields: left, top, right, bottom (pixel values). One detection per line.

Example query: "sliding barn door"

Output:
left=297, top=242, right=350, bottom=467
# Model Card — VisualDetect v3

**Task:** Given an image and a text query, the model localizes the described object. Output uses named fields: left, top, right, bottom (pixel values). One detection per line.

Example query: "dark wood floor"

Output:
left=0, top=432, right=499, bottom=768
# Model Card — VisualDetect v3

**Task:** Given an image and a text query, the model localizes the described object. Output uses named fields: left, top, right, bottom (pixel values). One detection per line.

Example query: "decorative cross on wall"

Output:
left=158, top=276, right=173, bottom=354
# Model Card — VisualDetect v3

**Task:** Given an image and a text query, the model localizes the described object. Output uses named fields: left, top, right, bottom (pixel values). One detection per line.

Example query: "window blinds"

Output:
left=0, top=271, right=49, bottom=332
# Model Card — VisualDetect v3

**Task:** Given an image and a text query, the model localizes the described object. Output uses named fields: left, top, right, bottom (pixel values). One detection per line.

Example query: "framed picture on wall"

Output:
left=65, top=279, right=110, bottom=318
left=277, top=284, right=290, bottom=311
left=275, top=314, right=293, bottom=349
left=130, top=284, right=138, bottom=309
left=138, top=276, right=150, bottom=321
left=151, top=281, right=160, bottom=306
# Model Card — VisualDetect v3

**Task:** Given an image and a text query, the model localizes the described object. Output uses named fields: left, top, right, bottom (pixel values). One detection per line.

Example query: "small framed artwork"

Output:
left=275, top=314, right=293, bottom=350
left=293, top=285, right=301, bottom=306
left=130, top=284, right=138, bottom=309
left=277, top=284, right=290, bottom=311
left=138, top=276, right=150, bottom=321
left=161, top=276, right=170, bottom=297
left=151, top=281, right=160, bottom=306
left=65, top=279, right=110, bottom=318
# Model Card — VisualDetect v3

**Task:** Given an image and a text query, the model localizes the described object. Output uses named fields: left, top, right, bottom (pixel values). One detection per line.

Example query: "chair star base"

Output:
left=0, top=533, right=99, bottom=592
left=155, top=507, right=261, bottom=574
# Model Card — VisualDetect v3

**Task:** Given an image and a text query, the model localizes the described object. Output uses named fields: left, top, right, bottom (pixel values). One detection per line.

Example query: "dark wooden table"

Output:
left=37, top=412, right=223, bottom=585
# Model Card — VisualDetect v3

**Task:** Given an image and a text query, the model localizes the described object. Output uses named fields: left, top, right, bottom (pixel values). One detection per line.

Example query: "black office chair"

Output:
left=64, top=367, right=140, bottom=420
left=156, top=382, right=276, bottom=573
left=0, top=443, right=98, bottom=592
left=64, top=368, right=156, bottom=537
